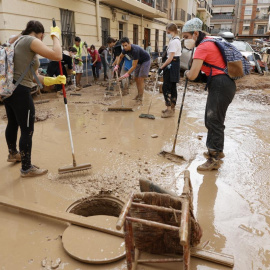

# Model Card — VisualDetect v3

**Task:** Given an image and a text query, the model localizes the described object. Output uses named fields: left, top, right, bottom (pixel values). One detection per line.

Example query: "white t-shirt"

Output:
left=167, top=37, right=182, bottom=57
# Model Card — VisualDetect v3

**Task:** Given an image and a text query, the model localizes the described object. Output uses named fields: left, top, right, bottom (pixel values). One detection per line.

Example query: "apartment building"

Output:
left=0, top=0, right=173, bottom=53
left=211, top=0, right=235, bottom=35
left=237, top=0, right=270, bottom=40
left=210, top=0, right=270, bottom=40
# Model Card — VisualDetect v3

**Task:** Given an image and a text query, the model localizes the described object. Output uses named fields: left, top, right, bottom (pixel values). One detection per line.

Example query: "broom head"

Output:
left=139, top=113, right=155, bottom=120
left=58, top=163, right=92, bottom=174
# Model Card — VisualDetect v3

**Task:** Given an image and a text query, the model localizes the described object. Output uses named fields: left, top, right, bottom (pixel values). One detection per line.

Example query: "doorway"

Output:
left=101, top=17, right=110, bottom=46
left=144, top=28, right=151, bottom=50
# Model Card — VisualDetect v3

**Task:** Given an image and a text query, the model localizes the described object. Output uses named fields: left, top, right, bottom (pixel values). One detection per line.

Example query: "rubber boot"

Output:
left=197, top=151, right=221, bottom=171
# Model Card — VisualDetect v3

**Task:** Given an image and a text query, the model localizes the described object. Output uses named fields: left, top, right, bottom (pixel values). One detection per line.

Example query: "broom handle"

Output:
left=172, top=78, right=188, bottom=153
left=115, top=71, right=123, bottom=107
left=147, top=71, right=159, bottom=114
left=53, top=18, right=76, bottom=167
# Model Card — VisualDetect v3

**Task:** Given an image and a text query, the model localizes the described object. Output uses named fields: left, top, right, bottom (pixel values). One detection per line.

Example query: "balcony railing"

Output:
left=211, top=28, right=232, bottom=34
left=198, top=1, right=212, bottom=14
left=212, top=14, right=234, bottom=20
left=141, top=0, right=155, bottom=8
left=175, top=8, right=186, bottom=21
left=255, top=29, right=266, bottom=34
left=212, top=0, right=235, bottom=5
left=156, top=0, right=168, bottom=12
left=255, top=15, right=269, bottom=20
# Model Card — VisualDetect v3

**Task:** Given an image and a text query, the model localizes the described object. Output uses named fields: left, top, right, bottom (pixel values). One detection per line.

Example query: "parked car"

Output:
left=180, top=36, right=225, bottom=71
left=231, top=40, right=267, bottom=72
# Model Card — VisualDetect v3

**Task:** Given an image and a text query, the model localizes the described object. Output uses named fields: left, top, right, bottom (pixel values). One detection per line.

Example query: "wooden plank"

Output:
left=132, top=202, right=182, bottom=214
left=0, top=195, right=123, bottom=238
left=191, top=247, right=234, bottom=268
left=180, top=200, right=189, bottom=245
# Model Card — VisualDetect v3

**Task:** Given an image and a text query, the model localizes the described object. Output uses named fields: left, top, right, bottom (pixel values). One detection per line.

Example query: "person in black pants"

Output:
left=182, top=18, right=236, bottom=171
left=4, top=20, right=66, bottom=178
left=159, top=23, right=182, bottom=118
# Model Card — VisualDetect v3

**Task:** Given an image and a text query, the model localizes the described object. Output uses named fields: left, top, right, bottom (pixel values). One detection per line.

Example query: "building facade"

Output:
left=211, top=0, right=235, bottom=35
left=237, top=0, right=270, bottom=40
left=211, top=0, right=270, bottom=40
left=0, top=0, right=213, bottom=53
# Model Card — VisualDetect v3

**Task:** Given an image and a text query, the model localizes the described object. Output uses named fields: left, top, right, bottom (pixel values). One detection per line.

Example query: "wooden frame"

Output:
left=116, top=170, right=193, bottom=270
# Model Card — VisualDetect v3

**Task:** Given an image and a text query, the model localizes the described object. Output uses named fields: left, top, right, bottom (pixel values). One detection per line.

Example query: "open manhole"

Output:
left=63, top=195, right=126, bottom=264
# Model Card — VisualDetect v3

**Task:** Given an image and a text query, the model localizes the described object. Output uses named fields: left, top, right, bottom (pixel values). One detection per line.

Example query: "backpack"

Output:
left=200, top=38, right=251, bottom=80
left=0, top=36, right=42, bottom=100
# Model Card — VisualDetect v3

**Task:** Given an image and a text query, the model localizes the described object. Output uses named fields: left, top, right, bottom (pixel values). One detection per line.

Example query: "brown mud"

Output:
left=0, top=74, right=269, bottom=269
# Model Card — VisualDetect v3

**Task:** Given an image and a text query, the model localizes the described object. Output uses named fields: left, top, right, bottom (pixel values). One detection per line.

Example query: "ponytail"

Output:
left=22, top=20, right=45, bottom=35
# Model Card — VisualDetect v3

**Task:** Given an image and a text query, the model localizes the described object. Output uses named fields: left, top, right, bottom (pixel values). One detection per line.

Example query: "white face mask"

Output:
left=184, top=39, right=196, bottom=50
left=91, top=50, right=94, bottom=53
left=166, top=33, right=172, bottom=40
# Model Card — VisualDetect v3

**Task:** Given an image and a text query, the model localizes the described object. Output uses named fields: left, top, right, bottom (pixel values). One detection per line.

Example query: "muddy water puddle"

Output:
left=0, top=76, right=269, bottom=269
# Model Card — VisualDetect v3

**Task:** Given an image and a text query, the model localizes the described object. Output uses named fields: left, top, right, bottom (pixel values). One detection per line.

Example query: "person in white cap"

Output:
left=182, top=18, right=236, bottom=171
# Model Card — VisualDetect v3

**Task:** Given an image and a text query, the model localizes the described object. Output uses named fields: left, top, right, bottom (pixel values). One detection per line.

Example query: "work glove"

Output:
left=158, top=68, right=163, bottom=76
left=72, top=71, right=76, bottom=75
left=50, top=26, right=61, bottom=40
left=119, top=73, right=130, bottom=80
left=44, top=75, right=66, bottom=86
left=113, top=65, right=119, bottom=72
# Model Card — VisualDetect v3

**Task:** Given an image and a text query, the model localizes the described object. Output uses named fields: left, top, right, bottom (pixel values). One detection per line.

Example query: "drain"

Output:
left=63, top=195, right=126, bottom=264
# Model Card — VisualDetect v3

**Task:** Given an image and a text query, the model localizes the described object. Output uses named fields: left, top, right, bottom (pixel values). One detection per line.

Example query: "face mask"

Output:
left=184, top=39, right=196, bottom=50
left=91, top=50, right=94, bottom=53
left=166, top=33, right=172, bottom=40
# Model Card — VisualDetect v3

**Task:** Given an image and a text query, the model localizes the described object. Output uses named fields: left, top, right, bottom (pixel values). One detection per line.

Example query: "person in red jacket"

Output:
left=87, top=45, right=102, bottom=81
left=182, top=18, right=236, bottom=171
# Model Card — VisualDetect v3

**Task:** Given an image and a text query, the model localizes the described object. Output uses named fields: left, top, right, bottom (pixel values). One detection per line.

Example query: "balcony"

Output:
left=174, top=8, right=186, bottom=24
left=99, top=0, right=167, bottom=19
left=255, top=14, right=269, bottom=21
left=211, top=14, right=234, bottom=20
left=211, top=28, right=232, bottom=34
left=255, top=29, right=266, bottom=34
left=212, top=0, right=235, bottom=6
left=197, top=0, right=212, bottom=14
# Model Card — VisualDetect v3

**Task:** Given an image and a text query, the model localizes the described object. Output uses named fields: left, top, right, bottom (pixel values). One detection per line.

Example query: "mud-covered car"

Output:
left=231, top=40, right=267, bottom=72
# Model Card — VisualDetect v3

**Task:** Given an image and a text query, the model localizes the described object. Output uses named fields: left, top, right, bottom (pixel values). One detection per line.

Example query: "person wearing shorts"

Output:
left=114, top=37, right=151, bottom=102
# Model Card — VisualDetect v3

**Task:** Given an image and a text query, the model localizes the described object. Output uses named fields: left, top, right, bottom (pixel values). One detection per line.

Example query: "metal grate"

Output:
left=60, top=9, right=75, bottom=50
left=101, top=17, right=110, bottom=46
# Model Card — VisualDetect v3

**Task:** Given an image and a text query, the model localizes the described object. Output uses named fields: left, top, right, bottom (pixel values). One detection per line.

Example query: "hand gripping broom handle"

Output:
left=53, top=19, right=76, bottom=167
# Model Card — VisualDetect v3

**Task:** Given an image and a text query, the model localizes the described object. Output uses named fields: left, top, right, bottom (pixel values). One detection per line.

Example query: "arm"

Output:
left=115, top=53, right=124, bottom=66
left=30, top=36, right=62, bottom=61
left=93, top=53, right=98, bottom=65
left=160, top=52, right=175, bottom=69
left=186, top=59, right=203, bottom=81
left=126, top=60, right=138, bottom=75
left=9, top=33, right=22, bottom=44
left=104, top=50, right=109, bottom=65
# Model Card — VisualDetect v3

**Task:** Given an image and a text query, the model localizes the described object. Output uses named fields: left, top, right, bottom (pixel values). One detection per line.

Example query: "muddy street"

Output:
left=0, top=75, right=269, bottom=270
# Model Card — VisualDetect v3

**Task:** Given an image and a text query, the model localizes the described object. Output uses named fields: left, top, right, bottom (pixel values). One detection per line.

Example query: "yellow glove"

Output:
left=50, top=26, right=61, bottom=40
left=44, top=75, right=66, bottom=86
left=72, top=71, right=76, bottom=75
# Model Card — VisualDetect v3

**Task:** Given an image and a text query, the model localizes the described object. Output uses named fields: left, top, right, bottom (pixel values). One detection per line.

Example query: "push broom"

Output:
left=52, top=19, right=91, bottom=174
left=108, top=71, right=133, bottom=112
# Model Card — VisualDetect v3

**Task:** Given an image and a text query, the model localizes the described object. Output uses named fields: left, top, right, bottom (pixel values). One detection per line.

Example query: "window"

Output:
left=119, top=23, right=124, bottom=40
left=133, top=25, right=139, bottom=45
left=101, top=18, right=110, bottom=46
left=258, top=0, right=270, bottom=3
left=155, top=29, right=159, bottom=52
left=60, top=9, right=75, bottom=50
left=163, top=31, right=166, bottom=49
left=244, top=7, right=252, bottom=15
left=243, top=26, right=250, bottom=31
